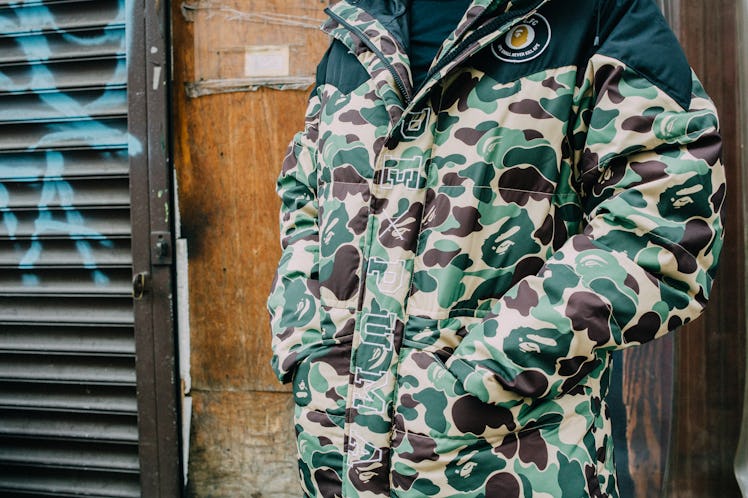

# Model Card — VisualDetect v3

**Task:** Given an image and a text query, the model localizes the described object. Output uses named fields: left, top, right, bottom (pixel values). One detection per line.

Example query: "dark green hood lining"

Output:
left=343, top=0, right=693, bottom=110
left=346, top=0, right=528, bottom=51
left=347, top=0, right=410, bottom=51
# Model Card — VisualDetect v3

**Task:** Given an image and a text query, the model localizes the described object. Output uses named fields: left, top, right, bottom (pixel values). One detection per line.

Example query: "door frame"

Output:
left=128, top=0, right=182, bottom=494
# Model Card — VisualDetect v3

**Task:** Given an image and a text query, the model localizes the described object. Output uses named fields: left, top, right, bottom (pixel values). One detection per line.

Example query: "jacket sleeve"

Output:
left=266, top=92, right=323, bottom=383
left=444, top=55, right=726, bottom=406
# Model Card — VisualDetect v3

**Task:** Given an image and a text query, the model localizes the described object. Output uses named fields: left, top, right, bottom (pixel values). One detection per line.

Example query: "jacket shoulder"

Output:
left=314, top=39, right=370, bottom=95
left=596, top=0, right=692, bottom=109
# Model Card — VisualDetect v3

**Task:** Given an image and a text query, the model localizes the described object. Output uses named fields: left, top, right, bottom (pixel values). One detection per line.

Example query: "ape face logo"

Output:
left=509, top=25, right=534, bottom=49
left=492, top=14, right=551, bottom=63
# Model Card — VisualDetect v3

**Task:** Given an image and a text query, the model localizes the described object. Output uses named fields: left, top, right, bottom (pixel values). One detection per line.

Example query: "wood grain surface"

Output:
left=172, top=1, right=329, bottom=495
left=174, top=0, right=329, bottom=394
left=186, top=391, right=300, bottom=497
left=665, top=1, right=745, bottom=496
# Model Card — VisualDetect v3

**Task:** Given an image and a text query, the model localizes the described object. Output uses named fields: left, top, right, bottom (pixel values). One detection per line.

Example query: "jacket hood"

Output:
left=346, top=0, right=409, bottom=49
left=345, top=0, right=548, bottom=52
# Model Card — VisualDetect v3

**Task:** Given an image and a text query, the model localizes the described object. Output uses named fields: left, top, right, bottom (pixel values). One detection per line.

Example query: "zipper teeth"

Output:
left=325, top=1, right=544, bottom=107
left=325, top=8, right=412, bottom=103
left=423, top=1, right=541, bottom=87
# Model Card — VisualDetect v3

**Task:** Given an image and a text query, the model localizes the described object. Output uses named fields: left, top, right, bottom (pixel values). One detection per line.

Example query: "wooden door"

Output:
left=172, top=1, right=329, bottom=495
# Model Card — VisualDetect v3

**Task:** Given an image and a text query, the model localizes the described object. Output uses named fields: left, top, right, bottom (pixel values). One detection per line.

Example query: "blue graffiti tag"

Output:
left=0, top=0, right=142, bottom=288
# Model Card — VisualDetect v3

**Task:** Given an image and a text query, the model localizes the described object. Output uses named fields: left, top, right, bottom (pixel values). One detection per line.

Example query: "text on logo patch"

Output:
left=492, top=14, right=551, bottom=63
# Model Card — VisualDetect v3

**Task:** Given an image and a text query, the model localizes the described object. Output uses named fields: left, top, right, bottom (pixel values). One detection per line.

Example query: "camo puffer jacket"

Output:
left=267, top=0, right=725, bottom=496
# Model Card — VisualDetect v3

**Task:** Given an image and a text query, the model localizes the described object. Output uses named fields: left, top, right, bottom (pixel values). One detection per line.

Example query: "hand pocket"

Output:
left=394, top=345, right=520, bottom=441
left=292, top=336, right=353, bottom=418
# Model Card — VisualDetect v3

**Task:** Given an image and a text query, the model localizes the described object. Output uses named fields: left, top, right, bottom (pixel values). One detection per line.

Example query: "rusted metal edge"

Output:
left=129, top=0, right=183, bottom=491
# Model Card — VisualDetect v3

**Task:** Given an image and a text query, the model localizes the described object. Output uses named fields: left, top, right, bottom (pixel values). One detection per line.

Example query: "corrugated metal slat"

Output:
left=0, top=57, right=126, bottom=94
left=0, top=0, right=103, bottom=7
left=0, top=28, right=126, bottom=65
left=0, top=0, right=124, bottom=37
left=0, top=90, right=127, bottom=123
left=0, top=0, right=143, bottom=494
left=0, top=149, right=129, bottom=181
left=0, top=208, right=132, bottom=238
left=0, top=353, right=136, bottom=384
left=0, top=239, right=131, bottom=268
left=0, top=469, right=140, bottom=498
left=0, top=410, right=138, bottom=441
left=0, top=268, right=132, bottom=295
left=0, top=296, right=134, bottom=324
left=0, top=178, right=130, bottom=208
left=0, top=119, right=128, bottom=152
left=0, top=325, right=135, bottom=353
left=0, top=382, right=137, bottom=412
left=0, top=438, right=138, bottom=471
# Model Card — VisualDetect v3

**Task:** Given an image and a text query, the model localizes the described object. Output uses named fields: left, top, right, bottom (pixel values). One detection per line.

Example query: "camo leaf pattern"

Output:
left=267, top=1, right=725, bottom=496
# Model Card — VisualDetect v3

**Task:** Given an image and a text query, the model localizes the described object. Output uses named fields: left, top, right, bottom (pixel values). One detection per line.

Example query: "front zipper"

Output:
left=324, top=8, right=413, bottom=104
left=399, top=0, right=548, bottom=125
left=417, top=0, right=546, bottom=96
left=325, top=0, right=546, bottom=120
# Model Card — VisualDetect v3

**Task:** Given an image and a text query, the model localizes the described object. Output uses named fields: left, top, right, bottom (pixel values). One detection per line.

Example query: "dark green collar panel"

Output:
left=314, top=39, right=371, bottom=96
left=349, top=0, right=521, bottom=50
left=347, top=0, right=410, bottom=50
left=324, top=0, right=692, bottom=110
left=469, top=0, right=691, bottom=109
left=469, top=0, right=597, bottom=85
left=408, top=0, right=472, bottom=88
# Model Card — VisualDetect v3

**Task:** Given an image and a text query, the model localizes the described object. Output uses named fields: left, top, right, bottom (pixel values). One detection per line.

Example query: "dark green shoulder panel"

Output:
left=314, top=39, right=370, bottom=95
left=597, top=0, right=692, bottom=109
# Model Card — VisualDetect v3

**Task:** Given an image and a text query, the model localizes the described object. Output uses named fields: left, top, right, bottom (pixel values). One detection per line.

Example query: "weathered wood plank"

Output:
left=173, top=0, right=329, bottom=393
left=186, top=390, right=300, bottom=497
left=664, top=1, right=745, bottom=496
left=620, top=336, right=674, bottom=498
left=172, top=2, right=329, bottom=496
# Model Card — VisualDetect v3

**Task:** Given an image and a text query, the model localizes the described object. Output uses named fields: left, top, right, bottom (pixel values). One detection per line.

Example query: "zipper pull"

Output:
left=594, top=0, right=601, bottom=47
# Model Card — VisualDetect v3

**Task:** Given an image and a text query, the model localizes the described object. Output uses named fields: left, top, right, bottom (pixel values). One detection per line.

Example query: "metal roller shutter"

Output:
left=0, top=0, right=143, bottom=495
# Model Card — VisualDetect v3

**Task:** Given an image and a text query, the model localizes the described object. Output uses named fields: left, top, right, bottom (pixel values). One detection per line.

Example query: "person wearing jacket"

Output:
left=267, top=0, right=725, bottom=496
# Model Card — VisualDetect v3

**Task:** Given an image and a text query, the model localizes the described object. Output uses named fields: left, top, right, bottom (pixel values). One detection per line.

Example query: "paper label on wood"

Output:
left=185, top=0, right=328, bottom=95
left=244, top=45, right=290, bottom=77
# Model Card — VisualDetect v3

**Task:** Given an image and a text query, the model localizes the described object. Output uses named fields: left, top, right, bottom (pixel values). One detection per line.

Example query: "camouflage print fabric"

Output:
left=267, top=0, right=725, bottom=496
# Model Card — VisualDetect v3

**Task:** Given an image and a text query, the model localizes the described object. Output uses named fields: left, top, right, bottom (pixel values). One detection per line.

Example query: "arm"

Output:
left=266, top=92, right=323, bottom=383
left=445, top=54, right=725, bottom=406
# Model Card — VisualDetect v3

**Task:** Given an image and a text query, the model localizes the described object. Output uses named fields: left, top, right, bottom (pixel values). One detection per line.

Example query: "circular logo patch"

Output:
left=492, top=14, right=551, bottom=63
